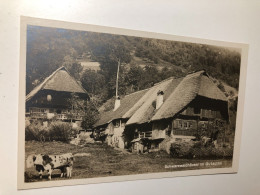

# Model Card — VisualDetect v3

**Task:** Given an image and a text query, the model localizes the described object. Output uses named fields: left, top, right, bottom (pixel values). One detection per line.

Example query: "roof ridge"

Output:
left=186, top=69, right=208, bottom=77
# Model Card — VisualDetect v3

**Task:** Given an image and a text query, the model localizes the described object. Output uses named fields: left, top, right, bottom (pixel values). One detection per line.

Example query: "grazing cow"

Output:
left=26, top=153, right=74, bottom=180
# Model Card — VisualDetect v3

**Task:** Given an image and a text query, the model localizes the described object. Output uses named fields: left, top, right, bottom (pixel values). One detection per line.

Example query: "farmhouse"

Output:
left=127, top=70, right=229, bottom=153
left=94, top=88, right=149, bottom=148
left=26, top=66, right=89, bottom=124
left=95, top=70, right=229, bottom=153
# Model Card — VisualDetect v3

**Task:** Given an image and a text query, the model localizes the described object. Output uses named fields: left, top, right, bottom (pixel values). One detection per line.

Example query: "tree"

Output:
left=68, top=93, right=99, bottom=130
left=67, top=62, right=83, bottom=80
left=81, top=70, right=106, bottom=95
left=26, top=24, right=241, bottom=103
left=139, top=65, right=160, bottom=89
left=81, top=101, right=99, bottom=130
left=125, top=65, right=144, bottom=92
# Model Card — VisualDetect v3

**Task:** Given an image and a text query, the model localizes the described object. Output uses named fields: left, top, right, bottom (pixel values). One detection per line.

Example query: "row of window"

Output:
left=183, top=107, right=221, bottom=118
left=113, top=120, right=125, bottom=128
left=173, top=119, right=226, bottom=130
left=173, top=120, right=195, bottom=130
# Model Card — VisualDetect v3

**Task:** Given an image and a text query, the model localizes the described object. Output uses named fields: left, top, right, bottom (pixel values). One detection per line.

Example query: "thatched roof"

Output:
left=26, top=67, right=87, bottom=102
left=126, top=77, right=175, bottom=125
left=94, top=88, right=149, bottom=127
left=198, top=75, right=227, bottom=100
left=151, top=70, right=227, bottom=121
left=95, top=70, right=228, bottom=128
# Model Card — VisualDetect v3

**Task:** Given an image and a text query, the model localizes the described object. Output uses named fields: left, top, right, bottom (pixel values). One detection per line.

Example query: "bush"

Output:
left=190, top=146, right=233, bottom=159
left=48, top=121, right=75, bottom=142
left=25, top=120, right=76, bottom=142
left=170, top=140, right=233, bottom=159
left=25, top=121, right=49, bottom=141
left=170, top=141, right=195, bottom=158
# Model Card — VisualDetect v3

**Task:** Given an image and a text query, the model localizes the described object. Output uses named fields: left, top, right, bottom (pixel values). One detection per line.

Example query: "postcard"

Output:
left=18, top=16, right=248, bottom=189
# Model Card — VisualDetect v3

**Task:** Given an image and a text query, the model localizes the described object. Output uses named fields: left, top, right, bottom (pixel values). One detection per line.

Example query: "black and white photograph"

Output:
left=18, top=17, right=248, bottom=189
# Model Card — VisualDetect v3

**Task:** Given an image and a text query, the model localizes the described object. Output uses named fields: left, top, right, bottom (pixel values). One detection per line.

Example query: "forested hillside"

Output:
left=26, top=25, right=241, bottom=107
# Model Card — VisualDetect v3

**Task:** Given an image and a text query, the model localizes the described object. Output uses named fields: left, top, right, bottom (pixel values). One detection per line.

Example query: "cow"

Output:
left=26, top=153, right=74, bottom=180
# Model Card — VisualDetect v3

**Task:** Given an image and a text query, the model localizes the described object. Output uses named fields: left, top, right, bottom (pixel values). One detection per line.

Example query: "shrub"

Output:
left=25, top=120, right=76, bottom=142
left=170, top=140, right=233, bottom=159
left=217, top=82, right=225, bottom=93
left=190, top=146, right=233, bottom=159
left=25, top=121, right=49, bottom=141
left=48, top=121, right=75, bottom=142
left=170, top=141, right=195, bottom=158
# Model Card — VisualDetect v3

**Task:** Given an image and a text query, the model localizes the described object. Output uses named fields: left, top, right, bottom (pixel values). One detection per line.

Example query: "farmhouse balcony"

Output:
left=27, top=112, right=83, bottom=121
left=29, top=112, right=48, bottom=119
left=134, top=131, right=152, bottom=139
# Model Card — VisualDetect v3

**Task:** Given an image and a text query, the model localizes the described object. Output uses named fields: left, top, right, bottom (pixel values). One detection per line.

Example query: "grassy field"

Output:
left=25, top=141, right=232, bottom=182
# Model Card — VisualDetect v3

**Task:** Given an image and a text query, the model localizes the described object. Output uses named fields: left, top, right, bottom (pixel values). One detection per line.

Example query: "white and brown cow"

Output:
left=26, top=153, right=74, bottom=180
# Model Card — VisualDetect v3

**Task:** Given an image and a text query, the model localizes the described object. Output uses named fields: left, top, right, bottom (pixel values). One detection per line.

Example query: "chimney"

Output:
left=113, top=96, right=121, bottom=111
left=156, top=90, right=164, bottom=109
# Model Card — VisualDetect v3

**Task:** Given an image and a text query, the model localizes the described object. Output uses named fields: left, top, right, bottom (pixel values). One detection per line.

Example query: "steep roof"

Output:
left=94, top=88, right=149, bottom=127
left=122, top=77, right=174, bottom=119
left=126, top=77, right=175, bottom=125
left=198, top=75, right=227, bottom=100
left=151, top=70, right=227, bottom=122
left=95, top=70, right=228, bottom=128
left=26, top=66, right=87, bottom=102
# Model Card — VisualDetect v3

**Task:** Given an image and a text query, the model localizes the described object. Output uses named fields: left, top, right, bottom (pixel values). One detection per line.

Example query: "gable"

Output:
left=151, top=72, right=228, bottom=122
left=198, top=75, right=227, bottom=101
left=26, top=67, right=87, bottom=102
left=43, top=69, right=86, bottom=93
left=94, top=88, right=149, bottom=127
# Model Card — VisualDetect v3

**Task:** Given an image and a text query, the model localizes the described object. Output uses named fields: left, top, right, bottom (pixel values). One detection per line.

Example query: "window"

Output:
left=114, top=120, right=120, bottom=128
left=178, top=120, right=182, bottom=128
left=154, top=143, right=159, bottom=149
left=47, top=94, right=52, bottom=102
left=184, top=122, right=188, bottom=128
left=188, top=122, right=193, bottom=129
left=40, top=109, right=46, bottom=113
left=201, top=121, right=207, bottom=128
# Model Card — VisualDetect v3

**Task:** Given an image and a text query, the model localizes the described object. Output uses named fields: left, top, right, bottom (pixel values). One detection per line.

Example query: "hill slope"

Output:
left=26, top=25, right=241, bottom=106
